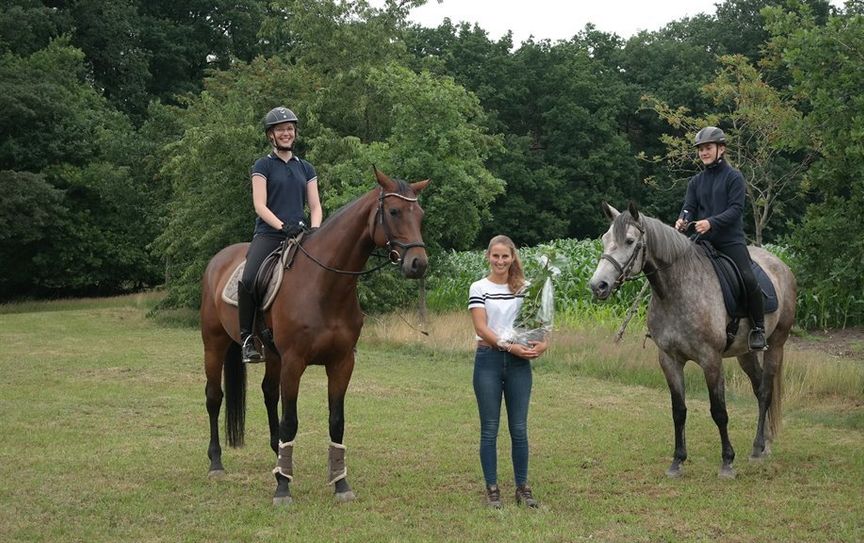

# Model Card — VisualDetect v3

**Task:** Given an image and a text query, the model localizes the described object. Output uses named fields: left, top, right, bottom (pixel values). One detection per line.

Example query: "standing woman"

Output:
left=468, top=235, right=548, bottom=508
left=237, top=106, right=323, bottom=363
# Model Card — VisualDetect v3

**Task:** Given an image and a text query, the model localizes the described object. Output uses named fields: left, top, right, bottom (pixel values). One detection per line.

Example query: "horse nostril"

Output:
left=591, top=281, right=609, bottom=298
left=407, top=256, right=427, bottom=277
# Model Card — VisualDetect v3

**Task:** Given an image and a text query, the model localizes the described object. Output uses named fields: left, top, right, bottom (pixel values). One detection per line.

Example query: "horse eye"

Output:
left=626, top=238, right=635, bottom=245
left=389, top=208, right=399, bottom=217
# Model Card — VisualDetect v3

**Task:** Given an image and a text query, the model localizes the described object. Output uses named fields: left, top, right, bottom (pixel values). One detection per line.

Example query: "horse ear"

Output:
left=373, top=165, right=397, bottom=191
left=601, top=201, right=620, bottom=221
left=628, top=201, right=640, bottom=221
left=410, top=179, right=430, bottom=194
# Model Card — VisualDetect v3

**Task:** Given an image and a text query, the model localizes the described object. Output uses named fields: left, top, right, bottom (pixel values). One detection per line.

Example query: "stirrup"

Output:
left=748, top=329, right=768, bottom=352
left=241, top=335, right=264, bottom=363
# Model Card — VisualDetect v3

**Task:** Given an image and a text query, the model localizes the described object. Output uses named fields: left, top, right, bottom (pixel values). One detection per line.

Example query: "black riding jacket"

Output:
left=678, top=159, right=747, bottom=247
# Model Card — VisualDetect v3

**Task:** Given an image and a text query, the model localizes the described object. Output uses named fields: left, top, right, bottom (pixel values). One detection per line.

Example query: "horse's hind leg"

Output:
left=205, top=337, right=233, bottom=478
left=326, top=353, right=356, bottom=502
left=658, top=352, right=688, bottom=478
left=737, top=351, right=769, bottom=459
left=701, top=355, right=736, bottom=479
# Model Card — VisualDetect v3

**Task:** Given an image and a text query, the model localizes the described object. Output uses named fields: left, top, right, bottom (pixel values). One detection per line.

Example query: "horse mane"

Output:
left=318, top=178, right=414, bottom=230
left=613, top=211, right=699, bottom=267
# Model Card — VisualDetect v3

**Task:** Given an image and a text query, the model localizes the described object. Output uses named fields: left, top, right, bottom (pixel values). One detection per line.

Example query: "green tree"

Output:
left=0, top=38, right=162, bottom=299
left=765, top=5, right=864, bottom=327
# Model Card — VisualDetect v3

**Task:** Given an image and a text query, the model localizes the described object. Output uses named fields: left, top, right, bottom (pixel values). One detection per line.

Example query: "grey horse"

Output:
left=589, top=202, right=796, bottom=479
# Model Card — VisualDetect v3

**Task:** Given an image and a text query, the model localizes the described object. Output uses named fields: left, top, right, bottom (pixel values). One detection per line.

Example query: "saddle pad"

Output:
left=221, top=259, right=284, bottom=311
left=700, top=244, right=779, bottom=318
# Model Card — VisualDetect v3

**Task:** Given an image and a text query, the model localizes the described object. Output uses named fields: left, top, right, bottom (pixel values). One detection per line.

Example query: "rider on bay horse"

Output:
left=237, top=107, right=323, bottom=363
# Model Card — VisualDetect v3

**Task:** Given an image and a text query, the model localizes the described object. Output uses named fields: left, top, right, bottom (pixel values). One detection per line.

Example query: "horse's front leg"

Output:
left=702, top=356, right=736, bottom=478
left=659, top=352, right=688, bottom=478
left=326, top=351, right=356, bottom=503
left=262, top=353, right=281, bottom=455
left=272, top=358, right=305, bottom=506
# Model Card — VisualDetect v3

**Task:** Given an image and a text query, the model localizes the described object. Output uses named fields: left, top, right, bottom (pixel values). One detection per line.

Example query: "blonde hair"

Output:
left=486, top=235, right=525, bottom=294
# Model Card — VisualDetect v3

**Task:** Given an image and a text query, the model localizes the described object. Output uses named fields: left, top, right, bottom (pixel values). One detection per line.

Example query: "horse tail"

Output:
left=768, top=349, right=785, bottom=440
left=224, top=342, right=247, bottom=447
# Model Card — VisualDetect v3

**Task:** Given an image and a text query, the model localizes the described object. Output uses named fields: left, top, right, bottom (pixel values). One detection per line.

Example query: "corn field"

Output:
left=425, top=239, right=853, bottom=330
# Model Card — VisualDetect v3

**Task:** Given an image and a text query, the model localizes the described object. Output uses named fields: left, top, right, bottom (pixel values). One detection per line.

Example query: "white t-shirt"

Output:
left=468, top=277, right=524, bottom=341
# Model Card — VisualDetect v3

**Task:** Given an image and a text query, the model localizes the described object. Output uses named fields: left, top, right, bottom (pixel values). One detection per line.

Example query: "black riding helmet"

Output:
left=693, top=126, right=726, bottom=147
left=263, top=106, right=298, bottom=133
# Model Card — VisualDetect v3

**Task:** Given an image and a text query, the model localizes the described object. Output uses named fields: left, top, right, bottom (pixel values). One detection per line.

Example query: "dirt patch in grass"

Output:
left=789, top=327, right=864, bottom=360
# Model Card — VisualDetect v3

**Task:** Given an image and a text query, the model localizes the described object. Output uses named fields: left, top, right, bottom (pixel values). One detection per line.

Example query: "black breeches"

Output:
left=241, top=234, right=284, bottom=287
left=717, top=243, right=764, bottom=322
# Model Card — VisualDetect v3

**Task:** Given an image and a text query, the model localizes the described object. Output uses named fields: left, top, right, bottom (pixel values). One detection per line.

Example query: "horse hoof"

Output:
left=207, top=469, right=226, bottom=479
left=273, top=495, right=294, bottom=506
left=718, top=466, right=736, bottom=479
left=334, top=490, right=356, bottom=503
left=665, top=466, right=683, bottom=478
left=749, top=450, right=768, bottom=462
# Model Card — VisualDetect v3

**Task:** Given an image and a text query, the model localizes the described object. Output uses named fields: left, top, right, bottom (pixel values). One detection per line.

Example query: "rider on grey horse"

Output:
left=674, top=126, right=767, bottom=351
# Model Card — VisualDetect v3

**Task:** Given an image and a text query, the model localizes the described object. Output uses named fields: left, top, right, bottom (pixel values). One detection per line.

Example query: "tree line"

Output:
left=1, top=0, right=861, bottom=327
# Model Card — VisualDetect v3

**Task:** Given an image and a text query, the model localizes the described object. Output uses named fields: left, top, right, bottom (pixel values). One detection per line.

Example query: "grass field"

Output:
left=1, top=296, right=862, bottom=542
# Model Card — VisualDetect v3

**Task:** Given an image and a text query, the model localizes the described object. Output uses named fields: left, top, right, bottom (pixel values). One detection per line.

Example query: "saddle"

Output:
left=221, top=233, right=305, bottom=311
left=696, top=240, right=779, bottom=349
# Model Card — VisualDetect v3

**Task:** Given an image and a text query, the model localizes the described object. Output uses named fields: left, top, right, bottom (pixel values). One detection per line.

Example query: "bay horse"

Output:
left=589, top=202, right=796, bottom=479
left=200, top=168, right=429, bottom=504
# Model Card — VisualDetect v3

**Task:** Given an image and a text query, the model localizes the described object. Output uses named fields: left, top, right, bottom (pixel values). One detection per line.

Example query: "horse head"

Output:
left=369, top=167, right=430, bottom=279
left=589, top=201, right=648, bottom=300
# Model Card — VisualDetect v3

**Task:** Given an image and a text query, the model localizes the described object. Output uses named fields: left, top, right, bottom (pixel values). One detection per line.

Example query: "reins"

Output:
left=295, top=190, right=425, bottom=276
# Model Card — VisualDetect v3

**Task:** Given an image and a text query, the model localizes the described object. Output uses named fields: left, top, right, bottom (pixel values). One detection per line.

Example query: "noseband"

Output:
left=373, top=189, right=426, bottom=266
left=599, top=220, right=646, bottom=288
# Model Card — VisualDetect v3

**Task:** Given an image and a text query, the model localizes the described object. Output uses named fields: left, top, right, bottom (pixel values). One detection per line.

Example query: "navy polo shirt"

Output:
left=250, top=154, right=317, bottom=235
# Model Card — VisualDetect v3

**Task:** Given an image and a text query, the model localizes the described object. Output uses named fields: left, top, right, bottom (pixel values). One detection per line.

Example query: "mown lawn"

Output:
left=1, top=299, right=862, bottom=542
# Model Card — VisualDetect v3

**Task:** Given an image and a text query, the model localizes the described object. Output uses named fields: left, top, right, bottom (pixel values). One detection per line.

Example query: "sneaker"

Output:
left=748, top=328, right=768, bottom=351
left=241, top=336, right=263, bottom=363
left=515, top=484, right=539, bottom=508
left=485, top=484, right=502, bottom=509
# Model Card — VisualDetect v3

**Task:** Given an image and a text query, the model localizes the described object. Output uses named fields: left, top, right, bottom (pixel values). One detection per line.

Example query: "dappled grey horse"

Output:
left=589, top=202, right=796, bottom=479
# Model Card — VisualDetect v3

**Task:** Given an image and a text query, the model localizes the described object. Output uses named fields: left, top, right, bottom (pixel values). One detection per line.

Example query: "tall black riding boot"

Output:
left=237, top=281, right=263, bottom=363
left=747, top=287, right=767, bottom=352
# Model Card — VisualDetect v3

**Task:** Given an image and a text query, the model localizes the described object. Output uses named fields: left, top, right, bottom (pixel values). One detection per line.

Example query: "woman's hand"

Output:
left=509, top=339, right=547, bottom=360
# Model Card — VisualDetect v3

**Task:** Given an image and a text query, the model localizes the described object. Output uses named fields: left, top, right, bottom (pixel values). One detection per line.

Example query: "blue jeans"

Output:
left=473, top=346, right=532, bottom=486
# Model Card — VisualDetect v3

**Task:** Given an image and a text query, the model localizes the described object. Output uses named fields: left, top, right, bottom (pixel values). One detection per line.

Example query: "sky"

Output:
left=395, top=0, right=845, bottom=44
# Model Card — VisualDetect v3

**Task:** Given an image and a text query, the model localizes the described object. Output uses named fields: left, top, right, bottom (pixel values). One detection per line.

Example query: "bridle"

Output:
left=296, top=189, right=426, bottom=276
left=371, top=189, right=427, bottom=265
left=599, top=220, right=647, bottom=289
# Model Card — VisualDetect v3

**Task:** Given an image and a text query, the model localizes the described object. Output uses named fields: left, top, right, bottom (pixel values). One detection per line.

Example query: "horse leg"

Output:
left=702, top=357, right=736, bottom=479
left=737, top=351, right=769, bottom=460
left=658, top=352, right=688, bottom=478
left=262, top=354, right=281, bottom=455
left=204, top=336, right=233, bottom=478
left=272, top=359, right=305, bottom=506
left=326, top=353, right=356, bottom=503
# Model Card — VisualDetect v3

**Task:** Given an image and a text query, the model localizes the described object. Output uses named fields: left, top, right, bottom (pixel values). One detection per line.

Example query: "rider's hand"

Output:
left=694, top=219, right=712, bottom=234
left=675, top=218, right=687, bottom=232
left=281, top=222, right=302, bottom=238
